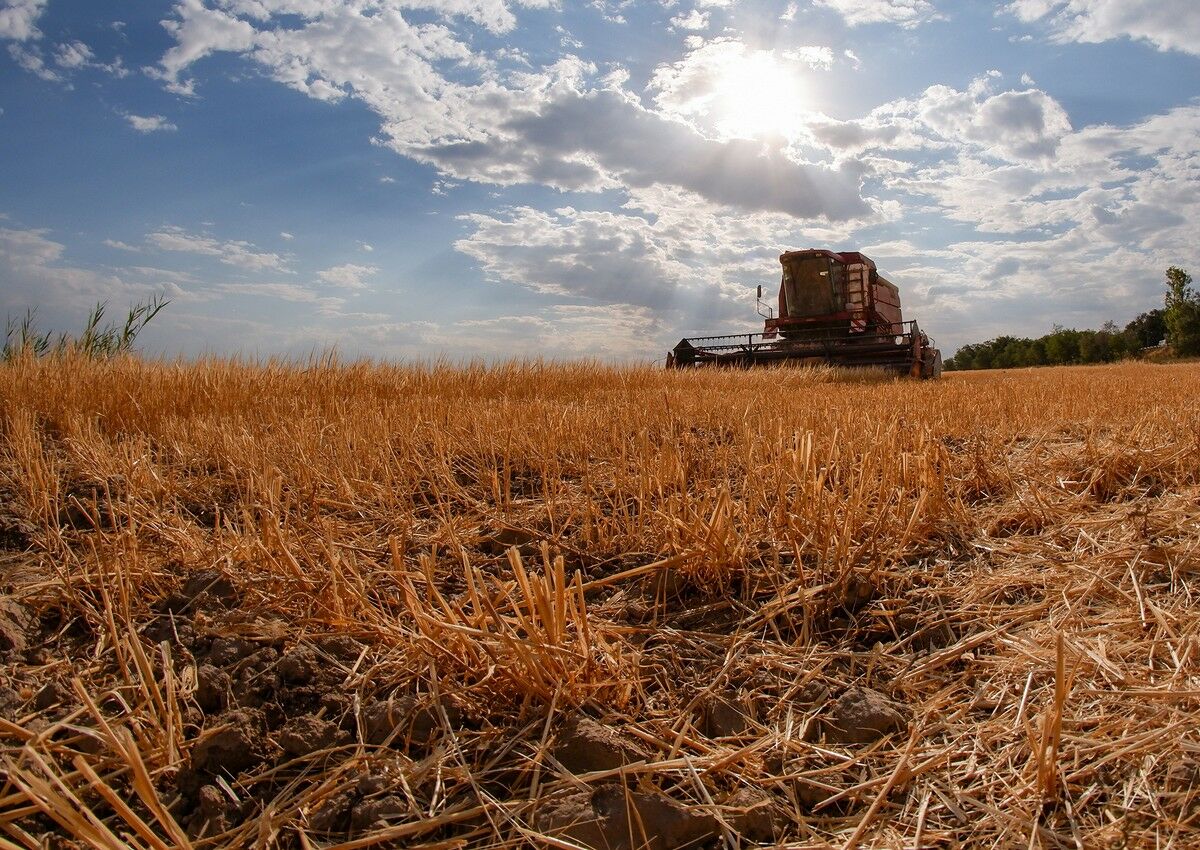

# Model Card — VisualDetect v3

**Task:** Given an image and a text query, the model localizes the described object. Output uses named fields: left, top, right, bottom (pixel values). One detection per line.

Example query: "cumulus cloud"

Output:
left=916, top=83, right=1072, bottom=160
left=316, top=263, right=378, bottom=289
left=0, top=0, right=47, bottom=41
left=453, top=88, right=870, bottom=219
left=807, top=75, right=1072, bottom=163
left=454, top=182, right=862, bottom=331
left=147, top=226, right=291, bottom=272
left=1007, top=0, right=1200, bottom=56
left=669, top=9, right=709, bottom=30
left=154, top=0, right=257, bottom=93
left=813, top=0, right=936, bottom=28
left=150, top=5, right=872, bottom=221
left=124, top=113, right=178, bottom=133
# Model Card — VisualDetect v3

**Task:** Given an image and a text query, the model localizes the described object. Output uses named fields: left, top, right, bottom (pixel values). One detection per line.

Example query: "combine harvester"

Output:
left=668, top=249, right=942, bottom=378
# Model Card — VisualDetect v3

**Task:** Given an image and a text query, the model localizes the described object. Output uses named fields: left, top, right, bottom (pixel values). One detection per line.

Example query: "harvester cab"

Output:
left=668, top=249, right=942, bottom=378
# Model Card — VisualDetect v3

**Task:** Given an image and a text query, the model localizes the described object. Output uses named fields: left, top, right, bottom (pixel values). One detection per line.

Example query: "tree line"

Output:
left=945, top=267, right=1200, bottom=371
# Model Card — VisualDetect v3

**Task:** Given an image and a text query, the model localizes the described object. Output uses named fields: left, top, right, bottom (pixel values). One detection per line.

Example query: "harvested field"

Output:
left=1, top=356, right=1199, bottom=849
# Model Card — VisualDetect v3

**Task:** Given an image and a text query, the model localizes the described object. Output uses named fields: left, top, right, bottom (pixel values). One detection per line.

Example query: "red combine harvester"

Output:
left=668, top=249, right=943, bottom=378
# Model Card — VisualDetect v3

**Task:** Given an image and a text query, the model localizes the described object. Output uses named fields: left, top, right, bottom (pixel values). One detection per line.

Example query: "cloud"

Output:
left=7, top=43, right=63, bottom=81
left=53, top=40, right=92, bottom=68
left=147, top=226, right=290, bottom=272
left=916, top=82, right=1072, bottom=161
left=0, top=225, right=165, bottom=316
left=0, top=0, right=46, bottom=41
left=807, top=75, right=1072, bottom=163
left=462, top=88, right=871, bottom=219
left=455, top=184, right=857, bottom=324
left=339, top=304, right=667, bottom=361
left=103, top=239, right=141, bottom=252
left=216, top=281, right=333, bottom=303
left=648, top=39, right=836, bottom=139
left=151, top=5, right=871, bottom=221
left=1007, top=0, right=1200, bottom=56
left=280, top=231, right=294, bottom=240
left=813, top=0, right=936, bottom=27
left=124, top=113, right=178, bottom=133
left=316, top=262, right=378, bottom=289
left=669, top=9, right=709, bottom=30
left=154, top=0, right=257, bottom=93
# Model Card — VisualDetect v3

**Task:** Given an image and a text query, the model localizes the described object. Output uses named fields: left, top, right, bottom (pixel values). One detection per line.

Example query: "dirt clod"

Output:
left=0, top=598, right=32, bottom=655
left=552, top=715, right=648, bottom=774
left=824, top=687, right=906, bottom=744
left=279, top=714, right=350, bottom=757
left=536, top=783, right=719, bottom=850
left=722, top=787, right=777, bottom=843
left=188, top=784, right=239, bottom=838
left=162, top=570, right=239, bottom=614
left=33, top=680, right=72, bottom=711
left=207, top=636, right=260, bottom=666
left=350, top=794, right=408, bottom=831
left=192, top=710, right=268, bottom=775
left=362, top=696, right=461, bottom=747
left=195, top=664, right=230, bottom=712
left=278, top=645, right=323, bottom=684
left=699, top=694, right=753, bottom=738
left=308, top=789, right=354, bottom=834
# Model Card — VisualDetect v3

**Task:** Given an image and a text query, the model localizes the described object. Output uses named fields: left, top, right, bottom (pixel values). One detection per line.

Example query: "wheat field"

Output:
left=0, top=356, right=1198, bottom=849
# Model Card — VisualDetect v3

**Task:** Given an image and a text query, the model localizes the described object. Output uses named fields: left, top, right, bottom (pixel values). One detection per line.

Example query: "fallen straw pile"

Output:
left=0, top=356, right=1198, bottom=848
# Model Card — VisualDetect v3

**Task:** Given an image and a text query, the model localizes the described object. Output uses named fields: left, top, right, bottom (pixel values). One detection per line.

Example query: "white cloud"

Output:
left=54, top=40, right=92, bottom=68
left=807, top=76, right=1072, bottom=163
left=0, top=226, right=164, bottom=316
left=147, top=226, right=290, bottom=272
left=1007, top=0, right=1200, bottom=56
left=280, top=231, right=294, bottom=240
left=216, top=281, right=333, bottom=304
left=7, top=43, right=63, bottom=82
left=151, top=6, right=871, bottom=221
left=649, top=38, right=840, bottom=143
left=125, top=113, right=178, bottom=133
left=358, top=241, right=374, bottom=252
left=783, top=46, right=834, bottom=69
left=916, top=82, right=1072, bottom=161
left=669, top=9, right=709, bottom=30
left=0, top=0, right=46, bottom=41
left=316, top=262, right=378, bottom=289
left=813, top=0, right=936, bottom=28
left=455, top=184, right=856, bottom=326
left=153, top=0, right=257, bottom=94
left=103, top=239, right=141, bottom=252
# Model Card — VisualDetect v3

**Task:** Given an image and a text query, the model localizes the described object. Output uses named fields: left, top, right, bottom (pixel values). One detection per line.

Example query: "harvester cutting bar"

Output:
left=670, top=321, right=932, bottom=375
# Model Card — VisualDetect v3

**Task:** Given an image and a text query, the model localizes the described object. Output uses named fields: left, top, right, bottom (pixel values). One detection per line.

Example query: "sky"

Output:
left=1, top=0, right=1198, bottom=362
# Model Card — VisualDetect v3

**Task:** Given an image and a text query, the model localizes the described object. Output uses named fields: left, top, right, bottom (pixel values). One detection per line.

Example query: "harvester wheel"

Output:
left=922, top=349, right=943, bottom=380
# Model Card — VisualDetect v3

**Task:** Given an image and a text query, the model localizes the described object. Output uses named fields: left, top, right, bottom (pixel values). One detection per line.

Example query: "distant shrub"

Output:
left=3, top=295, right=168, bottom=361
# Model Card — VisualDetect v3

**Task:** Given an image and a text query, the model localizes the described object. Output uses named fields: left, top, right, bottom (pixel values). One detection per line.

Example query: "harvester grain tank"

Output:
left=668, top=249, right=942, bottom=378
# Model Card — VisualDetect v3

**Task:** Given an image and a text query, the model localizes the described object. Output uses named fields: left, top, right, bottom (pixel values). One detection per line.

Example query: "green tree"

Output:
left=1164, top=267, right=1200, bottom=356
left=1124, top=309, right=1166, bottom=349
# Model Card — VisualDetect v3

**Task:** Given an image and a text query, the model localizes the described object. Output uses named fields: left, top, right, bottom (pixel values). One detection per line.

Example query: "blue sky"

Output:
left=1, top=0, right=1198, bottom=360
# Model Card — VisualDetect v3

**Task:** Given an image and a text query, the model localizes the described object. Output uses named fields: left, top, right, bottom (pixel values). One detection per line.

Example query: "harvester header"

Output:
left=668, top=249, right=942, bottom=378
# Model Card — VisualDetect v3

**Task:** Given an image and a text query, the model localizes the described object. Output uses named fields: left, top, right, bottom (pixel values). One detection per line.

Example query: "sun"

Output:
left=711, top=51, right=809, bottom=140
